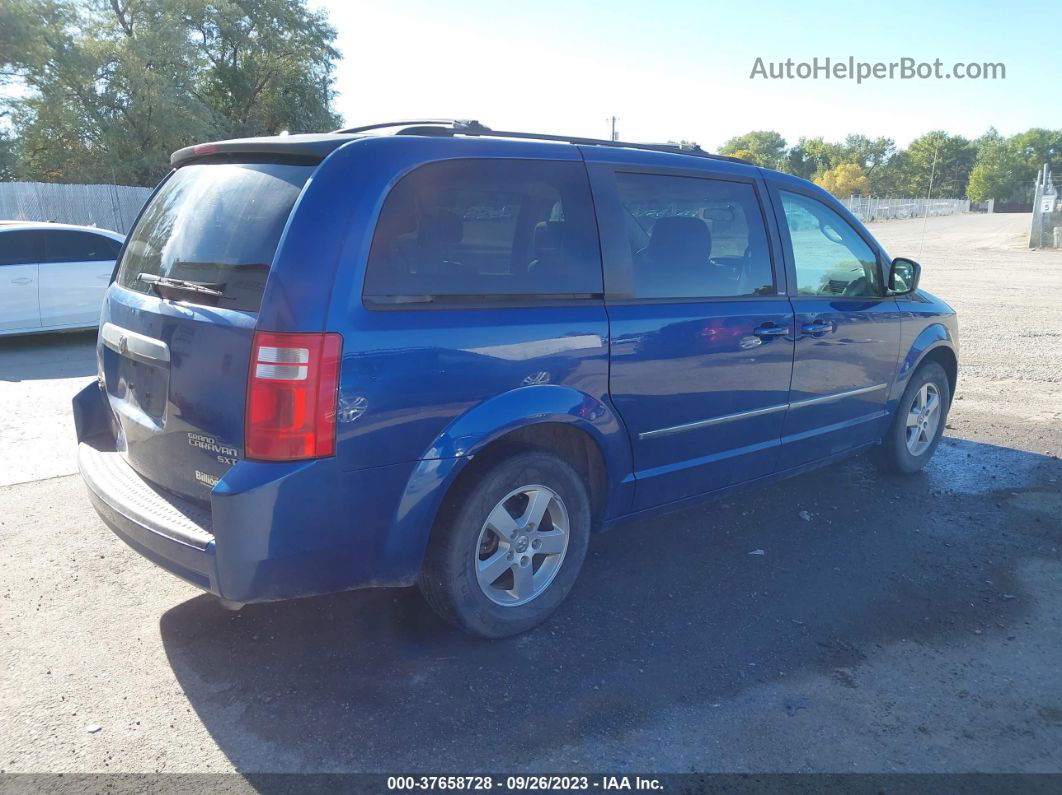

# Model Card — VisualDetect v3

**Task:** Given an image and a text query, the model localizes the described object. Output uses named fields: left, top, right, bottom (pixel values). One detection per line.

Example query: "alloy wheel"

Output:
left=474, top=484, right=570, bottom=606
left=905, top=382, right=941, bottom=456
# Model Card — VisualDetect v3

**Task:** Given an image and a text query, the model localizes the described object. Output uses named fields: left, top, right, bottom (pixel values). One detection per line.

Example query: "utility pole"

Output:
left=918, top=143, right=940, bottom=258
left=607, top=116, right=619, bottom=141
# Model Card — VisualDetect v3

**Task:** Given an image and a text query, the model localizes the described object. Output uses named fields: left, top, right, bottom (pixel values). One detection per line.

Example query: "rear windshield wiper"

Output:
left=136, top=273, right=225, bottom=298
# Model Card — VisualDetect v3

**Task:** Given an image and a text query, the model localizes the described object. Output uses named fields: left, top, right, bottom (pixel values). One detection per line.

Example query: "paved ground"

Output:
left=0, top=330, right=97, bottom=487
left=1, top=213, right=1060, bottom=774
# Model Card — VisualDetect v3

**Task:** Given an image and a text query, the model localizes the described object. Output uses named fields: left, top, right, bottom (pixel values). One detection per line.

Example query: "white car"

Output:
left=0, top=222, right=125, bottom=336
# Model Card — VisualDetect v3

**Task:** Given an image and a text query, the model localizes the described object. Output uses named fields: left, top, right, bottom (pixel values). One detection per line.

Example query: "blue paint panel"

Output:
left=332, top=307, right=612, bottom=470
left=607, top=300, right=795, bottom=508
left=778, top=296, right=903, bottom=468
left=211, top=457, right=419, bottom=599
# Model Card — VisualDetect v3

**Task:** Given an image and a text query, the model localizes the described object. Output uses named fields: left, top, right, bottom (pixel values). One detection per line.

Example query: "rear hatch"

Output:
left=101, top=160, right=315, bottom=503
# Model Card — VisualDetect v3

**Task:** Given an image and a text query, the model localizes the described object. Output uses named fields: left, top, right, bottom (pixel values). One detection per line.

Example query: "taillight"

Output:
left=245, top=331, right=343, bottom=461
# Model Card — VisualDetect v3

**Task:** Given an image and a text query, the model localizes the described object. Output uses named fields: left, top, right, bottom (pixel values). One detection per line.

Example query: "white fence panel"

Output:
left=840, top=196, right=970, bottom=223
left=0, top=181, right=153, bottom=234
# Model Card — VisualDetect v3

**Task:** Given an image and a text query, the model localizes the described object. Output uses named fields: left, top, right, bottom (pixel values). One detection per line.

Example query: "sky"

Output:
left=310, top=0, right=1059, bottom=152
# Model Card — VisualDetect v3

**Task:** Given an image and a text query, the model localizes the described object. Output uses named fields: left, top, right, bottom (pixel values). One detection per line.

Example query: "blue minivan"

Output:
left=74, top=120, right=958, bottom=637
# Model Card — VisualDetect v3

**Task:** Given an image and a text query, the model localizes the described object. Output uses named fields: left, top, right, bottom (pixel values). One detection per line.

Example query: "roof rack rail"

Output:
left=332, top=119, right=490, bottom=135
left=332, top=119, right=752, bottom=165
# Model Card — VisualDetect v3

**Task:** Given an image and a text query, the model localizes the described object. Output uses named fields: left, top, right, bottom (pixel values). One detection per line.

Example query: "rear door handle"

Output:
left=801, top=321, right=833, bottom=335
left=10, top=277, right=32, bottom=285
left=753, top=324, right=788, bottom=338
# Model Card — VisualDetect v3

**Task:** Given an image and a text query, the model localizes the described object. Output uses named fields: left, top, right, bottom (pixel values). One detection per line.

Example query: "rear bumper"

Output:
left=78, top=441, right=222, bottom=595
left=75, top=383, right=425, bottom=604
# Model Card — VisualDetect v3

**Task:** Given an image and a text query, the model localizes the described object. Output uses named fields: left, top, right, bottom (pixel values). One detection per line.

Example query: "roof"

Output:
left=170, top=119, right=754, bottom=170
left=0, top=221, right=124, bottom=239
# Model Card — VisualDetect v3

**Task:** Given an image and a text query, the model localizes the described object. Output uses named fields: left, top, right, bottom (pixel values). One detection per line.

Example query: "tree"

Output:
left=814, top=163, right=871, bottom=198
left=190, top=0, right=341, bottom=139
left=1009, top=128, right=1062, bottom=187
left=0, top=0, right=341, bottom=186
left=966, top=128, right=1022, bottom=202
left=787, top=136, right=845, bottom=177
left=785, top=134, right=896, bottom=190
left=783, top=143, right=818, bottom=180
left=3, top=0, right=216, bottom=184
left=842, top=134, right=895, bottom=177
left=904, top=131, right=976, bottom=198
left=0, top=129, right=15, bottom=181
left=719, top=130, right=787, bottom=170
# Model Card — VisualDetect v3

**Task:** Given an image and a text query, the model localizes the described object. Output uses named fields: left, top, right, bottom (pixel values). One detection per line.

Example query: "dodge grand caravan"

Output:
left=74, top=120, right=958, bottom=637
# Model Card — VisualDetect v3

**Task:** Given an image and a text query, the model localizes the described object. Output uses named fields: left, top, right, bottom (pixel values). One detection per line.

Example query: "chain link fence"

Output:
left=0, top=181, right=152, bottom=234
left=840, top=196, right=971, bottom=223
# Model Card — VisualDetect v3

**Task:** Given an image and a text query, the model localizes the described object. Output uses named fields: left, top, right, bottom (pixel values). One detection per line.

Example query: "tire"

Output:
left=418, top=450, right=591, bottom=638
left=873, top=361, right=950, bottom=474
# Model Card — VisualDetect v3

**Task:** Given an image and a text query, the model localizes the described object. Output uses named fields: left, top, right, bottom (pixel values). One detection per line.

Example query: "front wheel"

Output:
left=418, top=450, right=591, bottom=638
left=873, top=361, right=950, bottom=474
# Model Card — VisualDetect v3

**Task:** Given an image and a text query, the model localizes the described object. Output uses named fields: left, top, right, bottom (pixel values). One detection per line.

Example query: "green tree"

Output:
left=966, top=128, right=1022, bottom=202
left=190, top=0, right=341, bottom=138
left=789, top=136, right=845, bottom=176
left=904, top=131, right=976, bottom=198
left=783, top=142, right=818, bottom=180
left=842, top=134, right=895, bottom=178
left=1009, top=128, right=1062, bottom=185
left=0, top=0, right=341, bottom=186
left=719, top=130, right=787, bottom=170
left=0, top=128, right=16, bottom=180
left=871, top=150, right=913, bottom=196
left=782, top=135, right=895, bottom=191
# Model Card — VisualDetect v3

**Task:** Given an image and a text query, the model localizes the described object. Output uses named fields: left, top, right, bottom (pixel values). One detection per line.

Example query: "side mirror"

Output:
left=888, top=257, right=921, bottom=295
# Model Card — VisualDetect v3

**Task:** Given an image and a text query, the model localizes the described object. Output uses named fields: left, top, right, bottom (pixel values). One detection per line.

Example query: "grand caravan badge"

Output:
left=187, top=432, right=240, bottom=466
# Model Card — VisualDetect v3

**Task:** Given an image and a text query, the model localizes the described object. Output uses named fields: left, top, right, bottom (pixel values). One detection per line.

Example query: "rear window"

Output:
left=117, top=162, right=313, bottom=311
left=363, top=159, right=602, bottom=304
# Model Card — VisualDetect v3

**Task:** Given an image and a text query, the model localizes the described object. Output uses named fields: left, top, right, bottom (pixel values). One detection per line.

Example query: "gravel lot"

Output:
left=1, top=212, right=1060, bottom=774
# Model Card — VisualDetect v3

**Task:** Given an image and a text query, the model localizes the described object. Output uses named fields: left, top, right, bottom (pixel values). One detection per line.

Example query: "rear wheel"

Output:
left=873, top=361, right=950, bottom=474
left=418, top=450, right=590, bottom=638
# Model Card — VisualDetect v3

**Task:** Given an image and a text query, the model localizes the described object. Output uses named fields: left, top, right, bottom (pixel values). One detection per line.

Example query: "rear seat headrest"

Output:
left=646, top=216, right=712, bottom=266
left=418, top=210, right=463, bottom=246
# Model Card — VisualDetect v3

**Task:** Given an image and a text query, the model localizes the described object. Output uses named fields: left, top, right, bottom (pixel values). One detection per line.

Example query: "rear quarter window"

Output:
left=117, top=162, right=313, bottom=312
left=363, top=159, right=602, bottom=305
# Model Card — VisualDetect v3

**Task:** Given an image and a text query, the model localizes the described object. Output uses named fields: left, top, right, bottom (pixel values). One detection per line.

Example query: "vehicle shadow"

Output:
left=159, top=438, right=1062, bottom=772
left=0, top=330, right=97, bottom=381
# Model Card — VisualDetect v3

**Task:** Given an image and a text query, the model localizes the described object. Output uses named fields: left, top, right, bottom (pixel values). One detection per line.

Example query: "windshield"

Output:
left=117, top=162, right=313, bottom=311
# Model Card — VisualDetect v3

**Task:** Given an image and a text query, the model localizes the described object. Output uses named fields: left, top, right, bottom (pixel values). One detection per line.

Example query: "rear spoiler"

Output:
left=170, top=134, right=354, bottom=168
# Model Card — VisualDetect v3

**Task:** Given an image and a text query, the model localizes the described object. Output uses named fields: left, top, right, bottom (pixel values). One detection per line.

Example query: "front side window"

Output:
left=363, top=159, right=602, bottom=303
left=780, top=191, right=883, bottom=297
left=615, top=172, right=775, bottom=299
left=44, top=230, right=121, bottom=263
